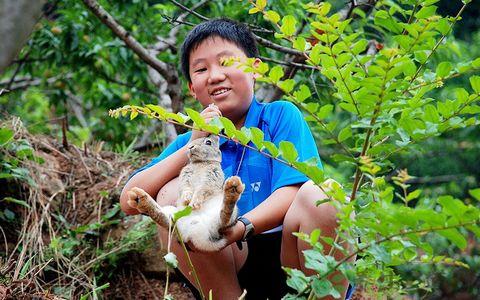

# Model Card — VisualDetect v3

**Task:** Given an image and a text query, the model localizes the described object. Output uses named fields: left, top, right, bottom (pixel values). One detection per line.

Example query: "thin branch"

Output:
left=164, top=1, right=304, bottom=56
left=254, top=35, right=303, bottom=56
left=350, top=55, right=393, bottom=202
left=0, top=74, right=74, bottom=94
left=81, top=0, right=176, bottom=83
left=319, top=219, right=480, bottom=282
left=406, top=2, right=468, bottom=88
left=259, top=56, right=317, bottom=70
left=6, top=49, right=30, bottom=91
left=81, top=0, right=183, bottom=115
left=168, top=0, right=208, bottom=21
left=167, top=0, right=274, bottom=34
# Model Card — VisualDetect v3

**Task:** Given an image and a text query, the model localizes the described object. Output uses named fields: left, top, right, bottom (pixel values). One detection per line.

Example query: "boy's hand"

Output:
left=189, top=103, right=222, bottom=141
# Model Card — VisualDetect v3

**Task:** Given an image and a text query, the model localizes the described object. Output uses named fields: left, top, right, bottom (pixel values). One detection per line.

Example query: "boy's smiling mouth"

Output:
left=210, top=87, right=231, bottom=97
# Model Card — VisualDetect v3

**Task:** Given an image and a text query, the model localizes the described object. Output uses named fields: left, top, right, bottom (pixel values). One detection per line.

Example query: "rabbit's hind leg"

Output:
left=128, top=187, right=171, bottom=228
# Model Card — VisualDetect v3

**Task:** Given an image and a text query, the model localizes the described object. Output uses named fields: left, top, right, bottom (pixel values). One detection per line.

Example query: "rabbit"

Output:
left=127, top=135, right=245, bottom=251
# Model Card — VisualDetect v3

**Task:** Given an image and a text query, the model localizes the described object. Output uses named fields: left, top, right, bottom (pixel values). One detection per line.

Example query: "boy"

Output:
left=120, top=18, right=349, bottom=299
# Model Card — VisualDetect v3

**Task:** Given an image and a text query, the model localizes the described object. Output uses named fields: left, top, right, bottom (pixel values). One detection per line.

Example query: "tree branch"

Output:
left=164, top=1, right=303, bottom=56
left=81, top=0, right=174, bottom=81
left=81, top=0, right=184, bottom=115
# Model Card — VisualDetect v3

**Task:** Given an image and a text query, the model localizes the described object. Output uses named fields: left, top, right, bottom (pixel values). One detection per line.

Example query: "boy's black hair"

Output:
left=180, top=18, right=259, bottom=82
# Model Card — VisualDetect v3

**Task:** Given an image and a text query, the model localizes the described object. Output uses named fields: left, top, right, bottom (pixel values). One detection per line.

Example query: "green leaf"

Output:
left=338, top=126, right=352, bottom=142
left=249, top=127, right=265, bottom=149
left=1, top=197, right=31, bottom=209
left=185, top=108, right=206, bottom=127
left=277, top=79, right=295, bottom=93
left=173, top=206, right=192, bottom=222
left=248, top=7, right=260, bottom=14
left=220, top=117, right=236, bottom=137
left=165, top=112, right=186, bottom=124
left=0, top=128, right=14, bottom=145
left=146, top=104, right=167, bottom=119
left=469, top=188, right=480, bottom=201
left=406, top=189, right=422, bottom=202
left=235, top=129, right=250, bottom=145
left=438, top=228, right=467, bottom=250
left=312, top=278, right=339, bottom=298
left=310, top=228, right=321, bottom=244
left=436, top=18, right=450, bottom=35
left=130, top=110, right=138, bottom=120
left=472, top=57, right=480, bottom=68
left=279, top=141, right=298, bottom=163
left=264, top=10, right=280, bottom=24
left=293, top=84, right=311, bottom=102
left=470, top=75, right=480, bottom=93
left=414, top=50, right=430, bottom=63
left=436, top=61, right=452, bottom=77
left=269, top=65, right=284, bottom=83
left=424, top=104, right=440, bottom=123
left=285, top=268, right=309, bottom=292
left=256, top=0, right=267, bottom=10
left=317, top=104, right=334, bottom=119
left=164, top=252, right=178, bottom=268
left=351, top=39, right=368, bottom=55
left=374, top=10, right=402, bottom=34
left=280, top=15, right=297, bottom=36
left=263, top=141, right=279, bottom=157
left=293, top=37, right=307, bottom=51
left=415, top=5, right=437, bottom=19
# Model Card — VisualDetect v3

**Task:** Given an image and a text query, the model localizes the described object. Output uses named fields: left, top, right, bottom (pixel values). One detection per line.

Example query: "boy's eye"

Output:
left=205, top=139, right=212, bottom=145
left=195, top=68, right=206, bottom=73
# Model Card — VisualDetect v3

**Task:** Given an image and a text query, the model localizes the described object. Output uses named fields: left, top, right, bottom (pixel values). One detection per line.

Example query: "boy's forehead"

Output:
left=190, top=37, right=246, bottom=63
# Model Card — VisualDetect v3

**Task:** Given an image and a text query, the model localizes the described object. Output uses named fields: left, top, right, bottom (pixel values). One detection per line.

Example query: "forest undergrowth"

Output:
left=0, top=117, right=193, bottom=299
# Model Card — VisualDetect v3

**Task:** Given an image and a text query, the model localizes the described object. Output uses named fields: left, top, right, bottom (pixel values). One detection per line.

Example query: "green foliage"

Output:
left=109, top=0, right=480, bottom=298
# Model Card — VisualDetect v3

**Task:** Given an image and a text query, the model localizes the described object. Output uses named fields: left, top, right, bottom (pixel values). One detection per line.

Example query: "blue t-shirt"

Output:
left=131, top=97, right=322, bottom=217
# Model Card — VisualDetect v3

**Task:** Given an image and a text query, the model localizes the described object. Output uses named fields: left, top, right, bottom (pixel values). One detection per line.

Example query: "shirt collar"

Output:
left=219, top=95, right=263, bottom=146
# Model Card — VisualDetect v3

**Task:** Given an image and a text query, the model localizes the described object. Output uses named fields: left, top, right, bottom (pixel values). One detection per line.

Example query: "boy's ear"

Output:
left=252, top=57, right=262, bottom=80
left=188, top=82, right=196, bottom=99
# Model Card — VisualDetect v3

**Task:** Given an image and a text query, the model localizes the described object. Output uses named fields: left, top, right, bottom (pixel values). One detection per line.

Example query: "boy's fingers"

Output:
left=202, top=104, right=222, bottom=116
left=201, top=112, right=221, bottom=121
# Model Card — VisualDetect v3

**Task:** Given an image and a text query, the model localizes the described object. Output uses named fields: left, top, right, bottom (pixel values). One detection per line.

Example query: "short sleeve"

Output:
left=128, top=132, right=191, bottom=179
left=265, top=101, right=322, bottom=192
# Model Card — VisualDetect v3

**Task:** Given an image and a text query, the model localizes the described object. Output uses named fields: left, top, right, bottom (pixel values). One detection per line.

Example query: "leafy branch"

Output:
left=109, top=105, right=334, bottom=196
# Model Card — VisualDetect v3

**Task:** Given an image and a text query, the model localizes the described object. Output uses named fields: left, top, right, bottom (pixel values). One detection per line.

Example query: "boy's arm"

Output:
left=119, top=144, right=189, bottom=215
left=243, top=184, right=301, bottom=233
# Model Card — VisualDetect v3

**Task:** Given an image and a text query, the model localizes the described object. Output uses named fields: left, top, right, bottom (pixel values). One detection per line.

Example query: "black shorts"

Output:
left=238, top=230, right=289, bottom=299
left=178, top=231, right=288, bottom=300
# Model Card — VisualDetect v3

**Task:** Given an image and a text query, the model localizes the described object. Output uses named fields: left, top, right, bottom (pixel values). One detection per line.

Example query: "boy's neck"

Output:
left=234, top=114, right=247, bottom=129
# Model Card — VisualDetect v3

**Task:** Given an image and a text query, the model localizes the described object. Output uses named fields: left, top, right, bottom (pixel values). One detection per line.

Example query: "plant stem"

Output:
left=406, top=2, right=468, bottom=88
left=163, top=221, right=174, bottom=298
left=175, top=228, right=206, bottom=300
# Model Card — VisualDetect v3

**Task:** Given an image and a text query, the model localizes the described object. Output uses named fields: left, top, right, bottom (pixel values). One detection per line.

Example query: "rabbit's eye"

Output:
left=205, top=139, right=212, bottom=145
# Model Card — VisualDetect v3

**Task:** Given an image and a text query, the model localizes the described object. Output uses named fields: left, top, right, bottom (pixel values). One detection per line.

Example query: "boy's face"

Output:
left=188, top=37, right=259, bottom=122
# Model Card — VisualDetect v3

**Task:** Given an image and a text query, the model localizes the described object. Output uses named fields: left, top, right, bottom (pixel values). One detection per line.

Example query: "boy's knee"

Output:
left=156, top=177, right=180, bottom=206
left=296, top=180, right=328, bottom=209
left=294, top=180, right=338, bottom=222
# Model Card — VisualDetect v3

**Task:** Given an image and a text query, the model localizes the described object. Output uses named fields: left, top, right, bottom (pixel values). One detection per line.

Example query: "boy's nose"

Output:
left=207, top=66, right=226, bottom=84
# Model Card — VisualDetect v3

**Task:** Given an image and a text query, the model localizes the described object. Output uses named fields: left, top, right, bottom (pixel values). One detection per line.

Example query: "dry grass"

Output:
left=0, top=117, right=193, bottom=299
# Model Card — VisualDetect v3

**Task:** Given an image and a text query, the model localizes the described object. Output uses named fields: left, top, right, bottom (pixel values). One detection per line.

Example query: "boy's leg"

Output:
left=156, top=177, right=248, bottom=300
left=281, top=180, right=351, bottom=298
